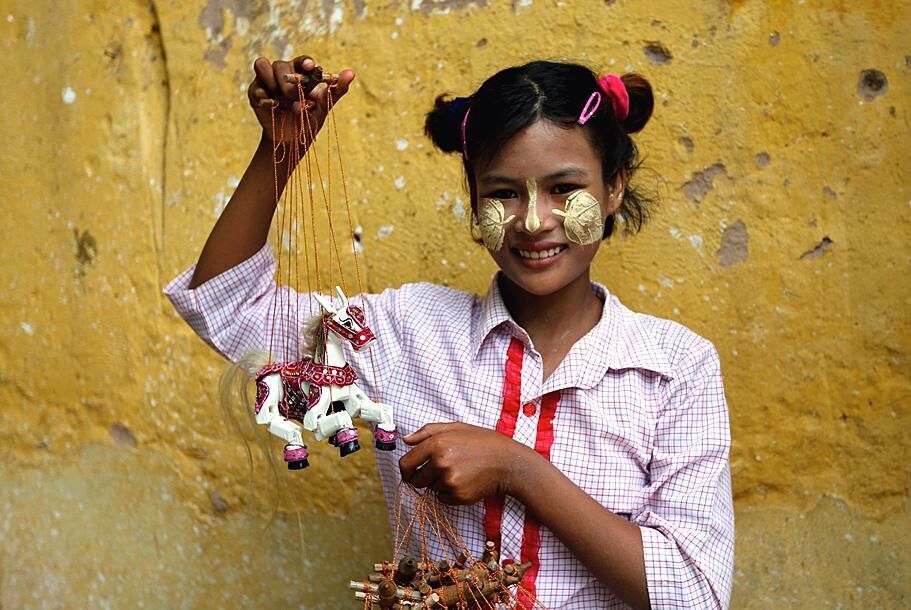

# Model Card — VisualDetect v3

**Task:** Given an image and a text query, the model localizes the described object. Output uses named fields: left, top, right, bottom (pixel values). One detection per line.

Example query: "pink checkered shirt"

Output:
left=165, top=244, right=734, bottom=609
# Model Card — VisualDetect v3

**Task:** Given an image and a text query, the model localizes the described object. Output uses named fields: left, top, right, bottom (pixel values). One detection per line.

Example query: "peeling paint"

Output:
left=683, top=163, right=727, bottom=203
left=109, top=423, right=137, bottom=448
left=643, top=41, right=673, bottom=65
left=857, top=69, right=888, bottom=101
left=800, top=236, right=833, bottom=260
left=716, top=220, right=748, bottom=267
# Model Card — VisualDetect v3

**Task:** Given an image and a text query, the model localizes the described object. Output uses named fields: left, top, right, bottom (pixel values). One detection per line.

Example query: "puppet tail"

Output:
left=217, top=350, right=284, bottom=478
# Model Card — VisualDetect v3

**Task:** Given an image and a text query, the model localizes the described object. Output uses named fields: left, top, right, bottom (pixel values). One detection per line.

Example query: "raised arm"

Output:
left=189, top=56, right=356, bottom=288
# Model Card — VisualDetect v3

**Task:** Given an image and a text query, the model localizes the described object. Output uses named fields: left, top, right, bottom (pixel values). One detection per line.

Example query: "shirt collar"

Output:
left=471, top=277, right=674, bottom=386
left=577, top=282, right=674, bottom=387
left=470, top=276, right=522, bottom=356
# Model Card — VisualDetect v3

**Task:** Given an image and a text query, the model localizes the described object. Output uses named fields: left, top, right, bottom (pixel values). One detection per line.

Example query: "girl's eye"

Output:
left=485, top=189, right=518, bottom=200
left=552, top=183, right=581, bottom=195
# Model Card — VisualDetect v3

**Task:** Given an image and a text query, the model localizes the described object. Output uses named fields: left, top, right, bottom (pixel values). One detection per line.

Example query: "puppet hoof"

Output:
left=287, top=458, right=310, bottom=470
left=374, top=428, right=398, bottom=451
left=336, top=427, right=361, bottom=457
left=340, top=440, right=360, bottom=457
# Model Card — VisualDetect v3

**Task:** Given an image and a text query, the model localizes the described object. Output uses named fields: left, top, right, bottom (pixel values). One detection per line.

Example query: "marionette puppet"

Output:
left=249, top=286, right=398, bottom=469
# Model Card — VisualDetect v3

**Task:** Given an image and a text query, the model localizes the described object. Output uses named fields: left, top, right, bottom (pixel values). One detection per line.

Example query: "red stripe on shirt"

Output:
left=517, top=389, right=561, bottom=606
left=483, top=337, right=524, bottom=549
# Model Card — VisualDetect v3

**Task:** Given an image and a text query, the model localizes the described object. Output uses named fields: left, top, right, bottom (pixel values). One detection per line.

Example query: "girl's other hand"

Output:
left=247, top=55, right=356, bottom=144
left=399, top=422, right=533, bottom=505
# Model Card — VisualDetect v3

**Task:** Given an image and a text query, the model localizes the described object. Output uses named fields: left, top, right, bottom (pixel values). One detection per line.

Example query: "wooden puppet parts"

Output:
left=252, top=287, right=398, bottom=470
left=353, top=541, right=533, bottom=609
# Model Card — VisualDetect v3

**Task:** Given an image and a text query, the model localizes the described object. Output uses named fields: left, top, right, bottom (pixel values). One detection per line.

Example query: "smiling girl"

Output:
left=165, top=56, right=734, bottom=609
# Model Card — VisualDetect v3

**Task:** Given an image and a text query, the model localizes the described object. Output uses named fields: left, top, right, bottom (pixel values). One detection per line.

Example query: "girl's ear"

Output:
left=606, top=170, right=626, bottom=214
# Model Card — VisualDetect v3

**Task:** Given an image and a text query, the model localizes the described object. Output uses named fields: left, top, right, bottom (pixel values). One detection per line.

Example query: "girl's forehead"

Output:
left=478, top=120, right=600, bottom=178
left=478, top=166, right=593, bottom=185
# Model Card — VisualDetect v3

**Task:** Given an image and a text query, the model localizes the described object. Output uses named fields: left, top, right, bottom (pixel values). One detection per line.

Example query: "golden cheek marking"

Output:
left=524, top=178, right=541, bottom=233
left=553, top=190, right=603, bottom=246
left=478, top=198, right=516, bottom=251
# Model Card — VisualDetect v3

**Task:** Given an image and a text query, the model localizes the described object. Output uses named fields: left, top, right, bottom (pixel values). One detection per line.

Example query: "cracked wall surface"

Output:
left=1, top=0, right=909, bottom=607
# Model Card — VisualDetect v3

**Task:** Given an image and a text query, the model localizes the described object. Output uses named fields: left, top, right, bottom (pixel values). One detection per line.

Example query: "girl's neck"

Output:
left=498, top=270, right=603, bottom=351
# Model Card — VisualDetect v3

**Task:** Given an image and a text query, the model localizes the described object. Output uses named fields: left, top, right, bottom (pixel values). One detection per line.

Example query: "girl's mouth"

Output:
left=516, top=245, right=566, bottom=260
left=511, top=244, right=568, bottom=268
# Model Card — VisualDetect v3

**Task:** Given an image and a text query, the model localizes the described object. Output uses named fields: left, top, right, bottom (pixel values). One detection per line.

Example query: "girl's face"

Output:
left=474, top=120, right=622, bottom=297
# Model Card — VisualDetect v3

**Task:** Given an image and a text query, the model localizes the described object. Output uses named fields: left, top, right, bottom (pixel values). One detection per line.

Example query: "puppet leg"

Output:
left=254, top=373, right=309, bottom=469
left=313, top=406, right=360, bottom=457
left=347, top=385, right=397, bottom=451
left=254, top=373, right=283, bottom=425
left=268, top=418, right=310, bottom=470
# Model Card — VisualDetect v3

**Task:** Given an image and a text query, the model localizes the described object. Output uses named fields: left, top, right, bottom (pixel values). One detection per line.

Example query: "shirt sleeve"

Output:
left=162, top=244, right=406, bottom=395
left=633, top=341, right=735, bottom=609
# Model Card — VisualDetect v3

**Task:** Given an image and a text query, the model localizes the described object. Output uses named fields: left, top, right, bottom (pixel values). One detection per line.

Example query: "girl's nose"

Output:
left=521, top=179, right=543, bottom=234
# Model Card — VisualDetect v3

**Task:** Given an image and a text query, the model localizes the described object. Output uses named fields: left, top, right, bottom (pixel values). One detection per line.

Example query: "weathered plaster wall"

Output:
left=1, top=0, right=908, bottom=607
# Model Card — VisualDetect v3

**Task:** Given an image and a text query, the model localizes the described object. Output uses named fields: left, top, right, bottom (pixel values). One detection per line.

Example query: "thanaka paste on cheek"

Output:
left=478, top=198, right=516, bottom=251
left=553, top=190, right=604, bottom=246
left=524, top=178, right=541, bottom=233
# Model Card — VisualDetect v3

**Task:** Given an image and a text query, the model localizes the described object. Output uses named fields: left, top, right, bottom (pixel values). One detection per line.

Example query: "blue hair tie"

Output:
left=449, top=96, right=470, bottom=128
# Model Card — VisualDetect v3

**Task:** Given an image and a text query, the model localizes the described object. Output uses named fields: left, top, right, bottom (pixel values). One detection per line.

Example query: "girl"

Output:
left=165, top=56, right=734, bottom=609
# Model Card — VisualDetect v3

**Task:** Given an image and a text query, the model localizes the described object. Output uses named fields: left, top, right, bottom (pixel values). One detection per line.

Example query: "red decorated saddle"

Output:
left=254, top=357, right=358, bottom=422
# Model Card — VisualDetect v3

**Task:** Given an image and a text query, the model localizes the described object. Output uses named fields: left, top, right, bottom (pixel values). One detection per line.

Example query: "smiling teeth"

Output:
left=517, top=246, right=564, bottom=260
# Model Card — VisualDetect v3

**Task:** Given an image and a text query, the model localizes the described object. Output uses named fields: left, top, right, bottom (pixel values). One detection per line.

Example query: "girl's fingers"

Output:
left=403, top=422, right=459, bottom=445
left=408, top=461, right=440, bottom=489
left=292, top=54, right=316, bottom=74
left=249, top=85, right=270, bottom=102
left=253, top=57, right=279, bottom=96
left=272, top=60, right=298, bottom=99
left=399, top=448, right=427, bottom=480
left=329, top=69, right=357, bottom=103
left=436, top=492, right=459, bottom=505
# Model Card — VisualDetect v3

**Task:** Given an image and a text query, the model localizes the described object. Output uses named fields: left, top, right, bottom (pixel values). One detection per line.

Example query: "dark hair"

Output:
left=424, top=60, right=654, bottom=239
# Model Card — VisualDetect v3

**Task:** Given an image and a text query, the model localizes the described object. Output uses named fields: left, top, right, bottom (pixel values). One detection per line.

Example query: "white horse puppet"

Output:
left=251, top=287, right=398, bottom=469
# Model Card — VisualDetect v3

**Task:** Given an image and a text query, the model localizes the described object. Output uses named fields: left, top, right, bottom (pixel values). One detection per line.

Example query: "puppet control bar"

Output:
left=257, top=68, right=341, bottom=109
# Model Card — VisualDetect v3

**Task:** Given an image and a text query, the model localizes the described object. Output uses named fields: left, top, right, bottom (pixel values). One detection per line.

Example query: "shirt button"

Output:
left=522, top=402, right=536, bottom=417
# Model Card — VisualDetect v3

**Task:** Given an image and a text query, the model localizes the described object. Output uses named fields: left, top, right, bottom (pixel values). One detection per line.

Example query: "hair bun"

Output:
left=425, top=94, right=467, bottom=154
left=618, top=73, right=654, bottom=133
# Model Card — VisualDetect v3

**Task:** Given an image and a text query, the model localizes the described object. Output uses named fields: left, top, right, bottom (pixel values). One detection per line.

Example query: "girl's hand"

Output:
left=399, top=422, right=532, bottom=505
left=247, top=55, right=356, bottom=144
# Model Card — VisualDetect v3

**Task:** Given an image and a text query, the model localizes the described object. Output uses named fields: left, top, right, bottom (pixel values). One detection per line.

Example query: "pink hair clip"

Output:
left=578, top=92, right=601, bottom=125
left=578, top=73, right=631, bottom=125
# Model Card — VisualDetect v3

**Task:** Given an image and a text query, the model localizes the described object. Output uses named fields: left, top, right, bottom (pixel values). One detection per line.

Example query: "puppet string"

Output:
left=283, top=120, right=298, bottom=361
left=290, top=129, right=303, bottom=351
left=301, top=85, right=347, bottom=293
left=302, top=105, right=322, bottom=295
left=270, top=111, right=291, bottom=361
left=283, top=119, right=296, bottom=359
left=297, top=93, right=313, bottom=306
left=267, top=105, right=281, bottom=363
left=326, top=84, right=384, bottom=404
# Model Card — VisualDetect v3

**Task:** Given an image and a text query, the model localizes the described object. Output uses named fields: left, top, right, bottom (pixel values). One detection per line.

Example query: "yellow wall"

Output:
left=1, top=0, right=908, bottom=607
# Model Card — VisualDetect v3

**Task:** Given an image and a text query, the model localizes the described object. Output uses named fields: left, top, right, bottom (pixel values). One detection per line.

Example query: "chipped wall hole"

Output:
left=857, top=69, right=887, bottom=101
